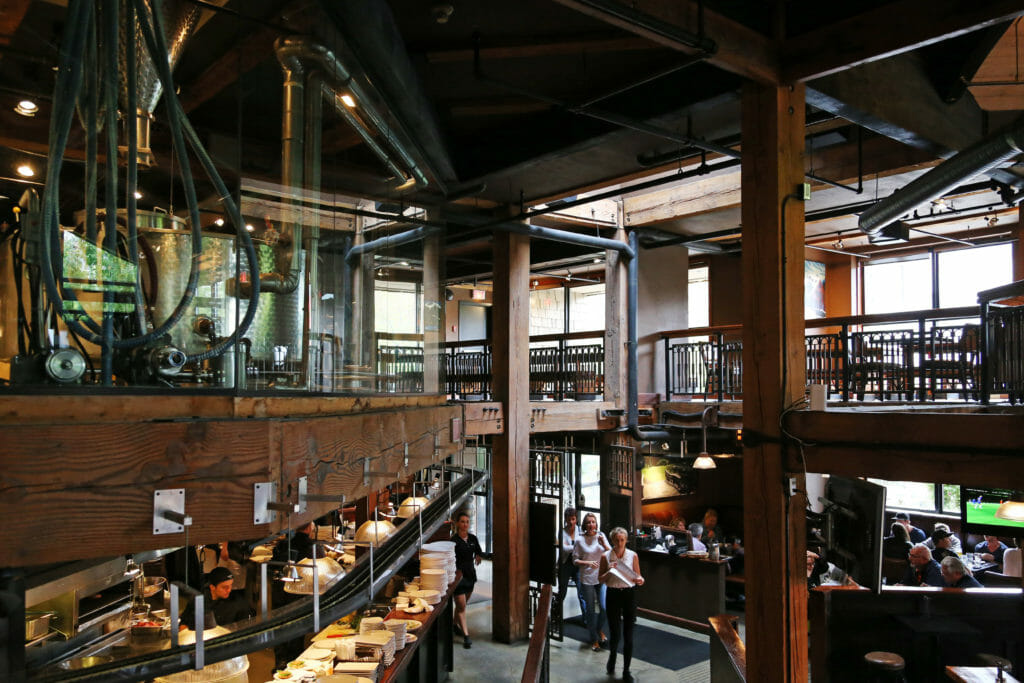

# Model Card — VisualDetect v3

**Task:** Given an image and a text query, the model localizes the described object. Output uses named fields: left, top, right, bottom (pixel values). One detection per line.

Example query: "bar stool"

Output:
left=974, top=653, right=1013, bottom=673
left=864, top=651, right=906, bottom=682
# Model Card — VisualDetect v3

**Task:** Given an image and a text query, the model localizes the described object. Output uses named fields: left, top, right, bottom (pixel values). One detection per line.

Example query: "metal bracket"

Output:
left=600, top=408, right=625, bottom=418
left=363, top=457, right=395, bottom=487
left=253, top=482, right=278, bottom=525
left=153, top=489, right=191, bottom=535
left=404, top=443, right=410, bottom=469
left=450, top=416, right=462, bottom=442
left=296, top=476, right=308, bottom=514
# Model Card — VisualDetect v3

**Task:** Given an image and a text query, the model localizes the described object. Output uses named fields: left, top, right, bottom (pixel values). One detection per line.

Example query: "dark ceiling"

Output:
left=1, top=0, right=1023, bottom=282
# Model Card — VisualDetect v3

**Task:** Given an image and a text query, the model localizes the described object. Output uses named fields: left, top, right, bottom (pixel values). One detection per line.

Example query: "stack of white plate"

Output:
left=412, top=589, right=441, bottom=605
left=419, top=541, right=456, bottom=585
left=359, top=617, right=384, bottom=634
left=383, top=619, right=407, bottom=650
left=355, top=630, right=396, bottom=666
left=418, top=568, right=447, bottom=592
left=331, top=661, right=379, bottom=681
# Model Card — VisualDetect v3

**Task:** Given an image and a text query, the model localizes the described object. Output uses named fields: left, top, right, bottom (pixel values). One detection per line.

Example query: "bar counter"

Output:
left=635, top=549, right=728, bottom=629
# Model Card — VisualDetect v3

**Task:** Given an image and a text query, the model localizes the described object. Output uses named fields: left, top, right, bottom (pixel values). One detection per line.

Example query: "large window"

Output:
left=938, top=243, right=1012, bottom=307
left=863, top=257, right=932, bottom=314
left=569, top=283, right=605, bottom=333
left=375, top=281, right=419, bottom=334
left=688, top=266, right=709, bottom=328
left=867, top=479, right=961, bottom=515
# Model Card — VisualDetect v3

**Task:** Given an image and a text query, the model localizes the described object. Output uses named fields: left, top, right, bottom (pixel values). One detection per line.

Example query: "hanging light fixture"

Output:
left=693, top=405, right=718, bottom=470
left=279, top=565, right=301, bottom=583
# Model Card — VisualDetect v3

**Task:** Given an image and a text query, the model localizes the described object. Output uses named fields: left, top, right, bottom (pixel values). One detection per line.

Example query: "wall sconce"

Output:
left=693, top=405, right=718, bottom=470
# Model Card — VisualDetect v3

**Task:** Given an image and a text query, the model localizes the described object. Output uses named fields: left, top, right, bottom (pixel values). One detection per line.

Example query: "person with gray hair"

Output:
left=899, top=543, right=945, bottom=586
left=687, top=523, right=706, bottom=552
left=923, top=522, right=962, bottom=554
left=940, top=555, right=982, bottom=588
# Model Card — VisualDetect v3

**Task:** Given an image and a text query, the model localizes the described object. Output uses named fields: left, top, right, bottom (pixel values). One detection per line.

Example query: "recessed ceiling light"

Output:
left=14, top=100, right=38, bottom=117
left=15, top=164, right=34, bottom=178
left=133, top=191, right=143, bottom=199
left=340, top=93, right=356, bottom=108
left=245, top=224, right=254, bottom=231
left=214, top=218, right=225, bottom=226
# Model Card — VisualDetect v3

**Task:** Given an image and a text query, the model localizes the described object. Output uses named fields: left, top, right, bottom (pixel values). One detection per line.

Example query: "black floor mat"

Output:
left=562, top=619, right=710, bottom=670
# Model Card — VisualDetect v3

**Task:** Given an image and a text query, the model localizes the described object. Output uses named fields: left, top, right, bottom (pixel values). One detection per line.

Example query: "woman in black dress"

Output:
left=451, top=510, right=483, bottom=649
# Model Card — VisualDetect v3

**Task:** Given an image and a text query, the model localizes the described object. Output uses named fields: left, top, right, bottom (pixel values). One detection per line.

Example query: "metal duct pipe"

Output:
left=274, top=36, right=427, bottom=188
left=859, top=114, right=1024, bottom=236
left=346, top=226, right=436, bottom=264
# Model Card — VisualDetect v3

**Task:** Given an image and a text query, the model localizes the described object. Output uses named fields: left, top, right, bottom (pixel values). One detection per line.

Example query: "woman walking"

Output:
left=572, top=512, right=609, bottom=651
left=600, top=527, right=644, bottom=682
left=451, top=510, right=483, bottom=649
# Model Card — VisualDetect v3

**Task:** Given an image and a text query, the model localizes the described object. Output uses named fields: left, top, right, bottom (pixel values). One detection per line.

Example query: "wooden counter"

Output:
left=377, top=571, right=459, bottom=683
left=635, top=549, right=728, bottom=632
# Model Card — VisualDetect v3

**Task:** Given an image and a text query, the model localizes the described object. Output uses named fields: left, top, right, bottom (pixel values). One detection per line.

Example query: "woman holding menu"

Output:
left=599, top=527, right=644, bottom=683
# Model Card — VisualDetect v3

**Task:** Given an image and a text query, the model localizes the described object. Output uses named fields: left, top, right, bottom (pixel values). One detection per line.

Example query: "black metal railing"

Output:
left=660, top=305, right=1021, bottom=403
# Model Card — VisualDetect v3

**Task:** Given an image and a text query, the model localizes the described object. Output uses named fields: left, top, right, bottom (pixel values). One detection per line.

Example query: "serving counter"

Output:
left=635, top=549, right=728, bottom=630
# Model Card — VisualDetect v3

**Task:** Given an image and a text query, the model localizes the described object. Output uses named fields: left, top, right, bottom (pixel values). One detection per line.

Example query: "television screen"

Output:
left=960, top=486, right=1024, bottom=536
left=823, top=476, right=886, bottom=593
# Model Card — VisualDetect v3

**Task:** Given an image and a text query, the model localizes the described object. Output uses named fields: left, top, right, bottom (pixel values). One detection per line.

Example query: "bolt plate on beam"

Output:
left=153, top=489, right=186, bottom=535
left=253, top=482, right=278, bottom=525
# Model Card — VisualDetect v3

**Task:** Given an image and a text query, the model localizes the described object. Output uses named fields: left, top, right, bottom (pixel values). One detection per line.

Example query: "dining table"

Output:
left=946, top=665, right=1020, bottom=682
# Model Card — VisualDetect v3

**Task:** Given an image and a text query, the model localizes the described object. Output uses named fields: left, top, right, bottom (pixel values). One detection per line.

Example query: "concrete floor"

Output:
left=449, top=561, right=738, bottom=683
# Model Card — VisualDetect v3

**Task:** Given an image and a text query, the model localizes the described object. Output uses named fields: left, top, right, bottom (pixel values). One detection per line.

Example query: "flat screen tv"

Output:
left=960, top=486, right=1024, bottom=537
left=822, top=476, right=886, bottom=593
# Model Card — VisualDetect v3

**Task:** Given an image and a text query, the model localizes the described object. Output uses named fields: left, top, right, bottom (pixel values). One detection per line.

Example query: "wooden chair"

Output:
left=920, top=324, right=980, bottom=400
left=882, top=557, right=909, bottom=585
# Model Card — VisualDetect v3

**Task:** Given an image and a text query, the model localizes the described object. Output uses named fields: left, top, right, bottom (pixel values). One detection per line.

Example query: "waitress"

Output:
left=451, top=510, right=483, bottom=649
left=599, top=527, right=644, bottom=683
left=572, top=512, right=609, bottom=652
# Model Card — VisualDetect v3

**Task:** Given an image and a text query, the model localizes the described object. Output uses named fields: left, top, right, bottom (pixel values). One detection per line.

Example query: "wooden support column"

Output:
left=741, top=81, right=809, bottom=683
left=491, top=230, right=531, bottom=642
left=604, top=217, right=628, bottom=407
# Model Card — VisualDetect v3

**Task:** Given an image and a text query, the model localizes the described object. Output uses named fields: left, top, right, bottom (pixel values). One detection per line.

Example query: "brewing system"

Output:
left=0, top=0, right=440, bottom=394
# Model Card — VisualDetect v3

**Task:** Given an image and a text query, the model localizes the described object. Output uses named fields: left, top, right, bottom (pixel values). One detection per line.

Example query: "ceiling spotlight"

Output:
left=245, top=224, right=254, bottom=232
left=214, top=218, right=225, bottom=227
left=15, top=164, right=34, bottom=178
left=398, top=261, right=409, bottom=267
left=14, top=100, right=38, bottom=117
left=931, top=197, right=948, bottom=210
left=340, top=93, right=356, bottom=108
left=133, top=191, right=143, bottom=199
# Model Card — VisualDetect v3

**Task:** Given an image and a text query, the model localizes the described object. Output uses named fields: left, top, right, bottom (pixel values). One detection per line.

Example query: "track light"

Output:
left=340, top=93, right=356, bottom=108
left=14, top=100, right=38, bottom=117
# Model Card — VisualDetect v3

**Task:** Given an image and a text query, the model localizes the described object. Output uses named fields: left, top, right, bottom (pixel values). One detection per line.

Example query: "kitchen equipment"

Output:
left=25, top=611, right=54, bottom=640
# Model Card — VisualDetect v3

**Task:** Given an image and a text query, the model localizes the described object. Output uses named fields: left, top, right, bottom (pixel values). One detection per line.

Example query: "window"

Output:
left=375, top=281, right=419, bottom=334
left=867, top=478, right=961, bottom=514
left=568, top=283, right=605, bottom=334
left=938, top=243, right=1012, bottom=307
left=863, top=257, right=932, bottom=314
left=688, top=266, right=709, bottom=328
left=528, top=287, right=565, bottom=336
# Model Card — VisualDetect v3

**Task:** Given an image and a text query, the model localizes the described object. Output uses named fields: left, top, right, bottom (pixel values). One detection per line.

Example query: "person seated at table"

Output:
left=806, top=550, right=857, bottom=588
left=923, top=522, right=962, bottom=554
left=899, top=544, right=945, bottom=587
left=940, top=556, right=982, bottom=588
left=1002, top=539, right=1021, bottom=578
left=929, top=528, right=958, bottom=563
left=686, top=523, right=706, bottom=552
left=882, top=522, right=913, bottom=560
left=974, top=535, right=1008, bottom=564
left=700, top=508, right=723, bottom=545
left=892, top=512, right=927, bottom=543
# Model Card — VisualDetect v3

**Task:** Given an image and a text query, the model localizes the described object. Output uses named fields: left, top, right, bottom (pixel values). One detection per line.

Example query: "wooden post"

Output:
left=741, top=81, right=809, bottom=683
left=604, top=218, right=628, bottom=406
left=491, top=230, right=531, bottom=642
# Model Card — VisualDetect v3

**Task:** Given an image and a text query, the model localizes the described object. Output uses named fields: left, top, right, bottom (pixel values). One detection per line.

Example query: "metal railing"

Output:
left=661, top=305, right=1020, bottom=403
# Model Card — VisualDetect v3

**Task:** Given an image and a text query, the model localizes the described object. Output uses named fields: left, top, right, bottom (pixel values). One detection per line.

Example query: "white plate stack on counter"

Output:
left=383, top=619, right=408, bottom=650
left=355, top=630, right=396, bottom=666
left=419, top=540, right=456, bottom=587
left=330, top=661, right=379, bottom=681
left=359, top=616, right=384, bottom=634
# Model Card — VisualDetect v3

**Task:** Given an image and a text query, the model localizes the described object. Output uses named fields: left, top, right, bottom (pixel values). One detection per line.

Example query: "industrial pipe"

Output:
left=858, top=114, right=1024, bottom=236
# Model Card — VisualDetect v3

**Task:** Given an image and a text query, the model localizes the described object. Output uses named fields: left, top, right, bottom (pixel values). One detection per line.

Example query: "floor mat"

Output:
left=561, top=619, right=709, bottom=670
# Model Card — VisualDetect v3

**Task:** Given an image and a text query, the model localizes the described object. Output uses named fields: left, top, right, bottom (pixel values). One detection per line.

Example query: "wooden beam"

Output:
left=740, top=81, right=808, bottom=683
left=552, top=0, right=779, bottom=85
left=968, top=18, right=1024, bottom=111
left=624, top=169, right=742, bottom=227
left=806, top=53, right=985, bottom=154
left=0, top=405, right=461, bottom=566
left=424, top=35, right=655, bottom=63
left=0, top=0, right=31, bottom=47
left=604, top=223, right=628, bottom=407
left=490, top=230, right=532, bottom=643
left=179, top=25, right=278, bottom=114
left=783, top=0, right=1024, bottom=83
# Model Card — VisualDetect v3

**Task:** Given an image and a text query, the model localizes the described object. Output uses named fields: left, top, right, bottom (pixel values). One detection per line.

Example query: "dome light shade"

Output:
left=396, top=496, right=430, bottom=518
left=355, top=519, right=396, bottom=546
left=692, top=453, right=717, bottom=470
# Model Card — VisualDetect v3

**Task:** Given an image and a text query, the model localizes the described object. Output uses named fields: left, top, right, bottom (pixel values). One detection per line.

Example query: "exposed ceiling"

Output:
left=1, top=0, right=1023, bottom=283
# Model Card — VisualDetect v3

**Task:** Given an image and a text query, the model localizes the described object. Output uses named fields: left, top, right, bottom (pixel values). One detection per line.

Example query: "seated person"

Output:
left=940, top=555, right=982, bottom=588
left=806, top=550, right=857, bottom=588
left=899, top=544, right=945, bottom=587
left=882, top=522, right=913, bottom=560
left=923, top=523, right=962, bottom=554
left=687, top=523, right=707, bottom=552
left=892, top=512, right=927, bottom=544
left=700, top=508, right=723, bottom=545
left=180, top=566, right=253, bottom=630
left=1003, top=540, right=1021, bottom=578
left=974, top=535, right=1008, bottom=564
left=929, top=528, right=958, bottom=563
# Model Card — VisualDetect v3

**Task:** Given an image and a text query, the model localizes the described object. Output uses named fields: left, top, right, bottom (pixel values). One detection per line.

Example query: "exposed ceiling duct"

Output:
left=858, top=114, right=1024, bottom=238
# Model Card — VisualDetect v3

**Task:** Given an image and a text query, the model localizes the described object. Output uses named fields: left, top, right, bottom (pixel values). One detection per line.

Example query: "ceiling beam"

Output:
left=551, top=0, right=778, bottom=85
left=806, top=53, right=985, bottom=155
left=423, top=35, right=655, bottom=63
left=179, top=25, right=278, bottom=113
left=783, top=0, right=1024, bottom=83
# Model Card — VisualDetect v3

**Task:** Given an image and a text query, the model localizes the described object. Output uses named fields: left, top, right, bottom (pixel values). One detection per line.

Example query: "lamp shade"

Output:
left=692, top=453, right=717, bottom=470
left=354, top=519, right=396, bottom=546
left=283, top=557, right=345, bottom=595
left=396, top=496, right=430, bottom=519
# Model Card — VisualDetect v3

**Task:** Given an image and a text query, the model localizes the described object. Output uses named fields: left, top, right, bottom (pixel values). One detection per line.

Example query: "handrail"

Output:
left=521, top=583, right=553, bottom=683
left=709, top=614, right=746, bottom=683
left=978, top=278, right=1024, bottom=304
